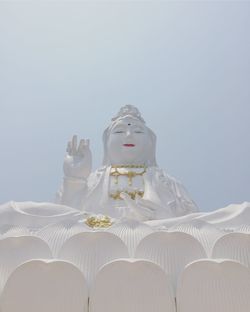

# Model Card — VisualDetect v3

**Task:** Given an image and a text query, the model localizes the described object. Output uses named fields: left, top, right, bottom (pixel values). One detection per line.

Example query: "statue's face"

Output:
left=107, top=117, right=150, bottom=164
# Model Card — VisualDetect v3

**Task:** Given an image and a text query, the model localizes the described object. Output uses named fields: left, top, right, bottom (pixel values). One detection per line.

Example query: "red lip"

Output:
left=123, top=144, right=135, bottom=147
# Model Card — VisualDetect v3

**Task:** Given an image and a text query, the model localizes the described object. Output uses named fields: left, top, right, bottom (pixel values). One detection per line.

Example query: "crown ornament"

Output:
left=112, top=105, right=145, bottom=123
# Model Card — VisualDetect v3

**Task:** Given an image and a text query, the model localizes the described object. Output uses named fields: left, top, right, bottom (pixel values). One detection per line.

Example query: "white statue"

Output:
left=58, top=105, right=198, bottom=221
left=2, top=106, right=250, bottom=312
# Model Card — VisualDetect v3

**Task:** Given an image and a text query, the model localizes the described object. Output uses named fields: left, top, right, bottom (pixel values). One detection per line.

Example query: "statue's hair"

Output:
left=102, top=112, right=157, bottom=166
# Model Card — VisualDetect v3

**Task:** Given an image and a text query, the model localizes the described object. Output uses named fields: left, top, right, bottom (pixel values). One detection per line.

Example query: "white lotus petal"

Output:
left=234, top=224, right=250, bottom=233
left=198, top=202, right=250, bottom=228
left=90, top=259, right=175, bottom=312
left=0, top=236, right=52, bottom=292
left=0, top=224, right=31, bottom=238
left=15, top=201, right=79, bottom=217
left=37, top=220, right=90, bottom=257
left=168, top=219, right=225, bottom=256
left=177, top=259, right=250, bottom=312
left=58, top=232, right=129, bottom=287
left=135, top=231, right=206, bottom=290
left=0, top=201, right=82, bottom=230
left=146, top=202, right=250, bottom=230
left=107, top=219, right=154, bottom=256
left=1, top=260, right=88, bottom=312
left=145, top=212, right=203, bottom=229
left=212, top=233, right=250, bottom=268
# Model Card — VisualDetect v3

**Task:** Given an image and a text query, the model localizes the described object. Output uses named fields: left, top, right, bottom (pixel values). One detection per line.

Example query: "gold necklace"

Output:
left=110, top=165, right=147, bottom=186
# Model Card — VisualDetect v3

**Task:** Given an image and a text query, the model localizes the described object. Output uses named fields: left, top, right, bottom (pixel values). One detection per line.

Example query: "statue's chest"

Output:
left=109, top=166, right=146, bottom=201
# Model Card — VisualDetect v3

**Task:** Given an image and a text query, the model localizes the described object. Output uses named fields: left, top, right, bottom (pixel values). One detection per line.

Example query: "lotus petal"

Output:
left=0, top=236, right=52, bottom=292
left=135, top=231, right=206, bottom=290
left=0, top=201, right=82, bottom=230
left=1, top=260, right=88, bottom=312
left=145, top=212, right=202, bottom=229
left=107, top=219, right=154, bottom=256
left=168, top=219, right=225, bottom=256
left=0, top=224, right=31, bottom=238
left=212, top=232, right=250, bottom=268
left=177, top=259, right=250, bottom=312
left=234, top=224, right=250, bottom=233
left=58, top=232, right=129, bottom=287
left=37, top=220, right=89, bottom=257
left=198, top=202, right=250, bottom=228
left=90, top=259, right=175, bottom=312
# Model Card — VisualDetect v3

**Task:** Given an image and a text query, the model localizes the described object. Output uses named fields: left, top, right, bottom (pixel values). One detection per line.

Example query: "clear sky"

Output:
left=0, top=0, right=249, bottom=212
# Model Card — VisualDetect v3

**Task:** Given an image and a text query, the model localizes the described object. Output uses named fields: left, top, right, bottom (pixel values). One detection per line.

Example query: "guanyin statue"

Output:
left=57, top=105, right=198, bottom=221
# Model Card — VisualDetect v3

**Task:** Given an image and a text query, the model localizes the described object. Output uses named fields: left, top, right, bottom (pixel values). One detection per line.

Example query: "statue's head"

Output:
left=102, top=105, right=157, bottom=166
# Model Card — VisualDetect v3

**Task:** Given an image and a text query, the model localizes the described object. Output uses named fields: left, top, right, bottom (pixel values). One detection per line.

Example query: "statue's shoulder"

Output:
left=149, top=166, right=178, bottom=183
left=149, top=167, right=188, bottom=195
left=151, top=166, right=198, bottom=211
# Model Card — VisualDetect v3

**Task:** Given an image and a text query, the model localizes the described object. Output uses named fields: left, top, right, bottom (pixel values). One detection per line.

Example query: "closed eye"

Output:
left=114, top=130, right=124, bottom=134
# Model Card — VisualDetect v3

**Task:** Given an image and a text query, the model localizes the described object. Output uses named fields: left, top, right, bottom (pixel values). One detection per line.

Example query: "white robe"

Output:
left=59, top=166, right=199, bottom=220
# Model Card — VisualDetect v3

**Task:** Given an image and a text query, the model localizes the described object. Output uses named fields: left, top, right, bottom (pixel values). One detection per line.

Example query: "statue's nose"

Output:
left=125, top=129, right=132, bottom=137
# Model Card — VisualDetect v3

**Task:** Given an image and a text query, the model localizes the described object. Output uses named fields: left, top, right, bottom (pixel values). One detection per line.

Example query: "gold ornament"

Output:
left=85, top=215, right=113, bottom=228
left=110, top=165, right=146, bottom=186
left=110, top=190, right=144, bottom=201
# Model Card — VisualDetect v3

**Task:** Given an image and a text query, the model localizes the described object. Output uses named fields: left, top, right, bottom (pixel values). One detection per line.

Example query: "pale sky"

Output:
left=0, top=0, right=250, bottom=211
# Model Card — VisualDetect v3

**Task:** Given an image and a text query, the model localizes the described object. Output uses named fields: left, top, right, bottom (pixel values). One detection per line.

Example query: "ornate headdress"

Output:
left=111, top=105, right=145, bottom=123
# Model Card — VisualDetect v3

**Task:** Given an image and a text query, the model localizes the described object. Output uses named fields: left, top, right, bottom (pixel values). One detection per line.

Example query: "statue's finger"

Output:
left=72, top=135, right=77, bottom=154
left=66, top=141, right=72, bottom=155
left=78, top=139, right=85, bottom=156
left=79, top=139, right=85, bottom=147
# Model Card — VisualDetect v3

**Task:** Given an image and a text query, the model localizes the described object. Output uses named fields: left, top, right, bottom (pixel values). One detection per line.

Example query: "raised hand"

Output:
left=63, top=135, right=92, bottom=179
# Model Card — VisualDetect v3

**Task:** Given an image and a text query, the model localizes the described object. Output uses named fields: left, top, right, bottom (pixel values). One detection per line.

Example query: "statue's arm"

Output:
left=56, top=135, right=92, bottom=210
left=165, top=174, right=199, bottom=216
left=146, top=168, right=198, bottom=218
left=56, top=176, right=88, bottom=209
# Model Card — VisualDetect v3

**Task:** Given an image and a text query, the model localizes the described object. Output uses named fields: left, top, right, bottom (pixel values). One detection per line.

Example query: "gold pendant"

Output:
left=110, top=190, right=144, bottom=201
left=85, top=215, right=113, bottom=228
left=110, top=165, right=146, bottom=187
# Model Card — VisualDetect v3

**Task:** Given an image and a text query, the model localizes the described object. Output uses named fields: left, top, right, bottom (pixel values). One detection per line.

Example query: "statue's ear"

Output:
left=147, top=128, right=157, bottom=167
left=102, top=127, right=109, bottom=165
